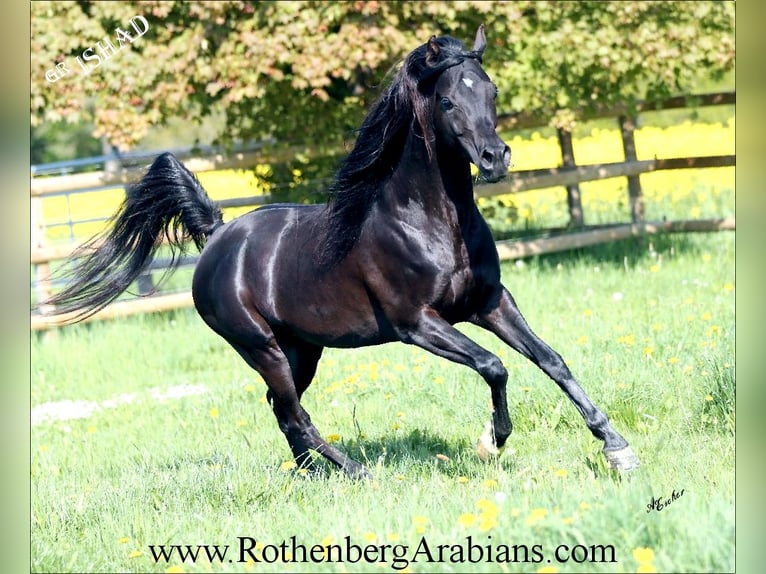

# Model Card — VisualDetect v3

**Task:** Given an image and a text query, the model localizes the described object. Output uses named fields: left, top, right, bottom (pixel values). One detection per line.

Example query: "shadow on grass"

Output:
left=338, top=427, right=517, bottom=479
left=145, top=428, right=631, bottom=485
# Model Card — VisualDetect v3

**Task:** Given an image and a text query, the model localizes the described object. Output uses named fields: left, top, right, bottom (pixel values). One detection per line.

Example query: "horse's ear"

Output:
left=426, top=35, right=440, bottom=65
left=473, top=24, right=487, bottom=57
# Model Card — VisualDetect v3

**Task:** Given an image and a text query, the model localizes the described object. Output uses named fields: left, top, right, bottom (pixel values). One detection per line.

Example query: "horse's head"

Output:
left=428, top=26, right=511, bottom=183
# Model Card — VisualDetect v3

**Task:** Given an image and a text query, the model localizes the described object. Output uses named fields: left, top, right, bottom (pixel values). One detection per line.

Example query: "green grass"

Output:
left=31, top=233, right=734, bottom=573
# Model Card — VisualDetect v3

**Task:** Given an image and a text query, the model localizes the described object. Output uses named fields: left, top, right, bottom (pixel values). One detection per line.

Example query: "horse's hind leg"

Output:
left=247, top=340, right=372, bottom=479
left=218, top=318, right=372, bottom=480
left=264, top=339, right=328, bottom=471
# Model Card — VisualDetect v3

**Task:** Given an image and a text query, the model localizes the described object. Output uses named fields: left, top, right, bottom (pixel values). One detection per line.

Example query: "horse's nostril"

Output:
left=481, top=150, right=494, bottom=166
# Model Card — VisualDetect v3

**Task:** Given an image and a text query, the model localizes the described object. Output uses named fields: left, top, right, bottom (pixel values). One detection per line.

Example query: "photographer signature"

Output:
left=647, top=489, right=685, bottom=513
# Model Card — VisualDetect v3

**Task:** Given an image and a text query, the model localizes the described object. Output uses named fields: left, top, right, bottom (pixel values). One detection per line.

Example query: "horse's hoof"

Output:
left=476, top=421, right=506, bottom=462
left=604, top=446, right=640, bottom=471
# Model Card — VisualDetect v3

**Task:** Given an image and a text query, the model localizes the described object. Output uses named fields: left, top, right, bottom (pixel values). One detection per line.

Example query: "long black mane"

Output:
left=319, top=34, right=483, bottom=267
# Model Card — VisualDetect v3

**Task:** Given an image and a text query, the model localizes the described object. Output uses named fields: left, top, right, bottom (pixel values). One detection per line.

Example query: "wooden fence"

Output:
left=31, top=91, right=735, bottom=330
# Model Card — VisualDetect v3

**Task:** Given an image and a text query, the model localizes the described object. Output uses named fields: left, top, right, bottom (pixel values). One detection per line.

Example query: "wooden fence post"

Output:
left=619, top=115, right=645, bottom=223
left=137, top=273, right=155, bottom=296
left=556, top=127, right=584, bottom=227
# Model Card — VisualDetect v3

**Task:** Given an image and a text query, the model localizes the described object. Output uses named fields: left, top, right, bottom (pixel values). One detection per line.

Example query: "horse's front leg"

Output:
left=471, top=287, right=639, bottom=471
left=404, top=308, right=513, bottom=459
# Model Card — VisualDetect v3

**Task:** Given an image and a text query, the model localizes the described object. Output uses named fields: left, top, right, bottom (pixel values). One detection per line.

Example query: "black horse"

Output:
left=42, top=27, right=638, bottom=478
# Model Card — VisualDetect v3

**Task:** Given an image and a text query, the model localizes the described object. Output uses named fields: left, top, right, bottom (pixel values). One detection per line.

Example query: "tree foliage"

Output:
left=31, top=1, right=734, bottom=150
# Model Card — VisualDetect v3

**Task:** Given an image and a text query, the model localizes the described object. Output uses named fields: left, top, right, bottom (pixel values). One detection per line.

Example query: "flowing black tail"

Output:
left=38, top=152, right=223, bottom=322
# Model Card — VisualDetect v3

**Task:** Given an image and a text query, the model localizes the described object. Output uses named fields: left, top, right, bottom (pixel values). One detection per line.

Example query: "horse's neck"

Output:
left=388, top=131, right=475, bottom=222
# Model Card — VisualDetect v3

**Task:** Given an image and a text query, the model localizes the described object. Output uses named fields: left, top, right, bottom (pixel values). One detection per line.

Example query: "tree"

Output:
left=31, top=1, right=734, bottom=151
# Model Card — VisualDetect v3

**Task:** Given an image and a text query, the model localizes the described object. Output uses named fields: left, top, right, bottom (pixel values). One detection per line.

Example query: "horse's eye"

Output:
left=493, top=86, right=499, bottom=99
left=440, top=97, right=454, bottom=111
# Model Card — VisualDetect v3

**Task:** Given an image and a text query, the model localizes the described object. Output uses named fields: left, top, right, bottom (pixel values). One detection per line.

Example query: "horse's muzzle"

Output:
left=478, top=143, right=511, bottom=183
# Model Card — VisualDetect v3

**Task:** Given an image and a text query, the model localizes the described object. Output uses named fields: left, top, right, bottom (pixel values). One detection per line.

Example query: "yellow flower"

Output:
left=39, top=444, right=50, bottom=452
left=456, top=476, right=469, bottom=484
left=483, top=479, right=498, bottom=488
left=701, top=312, right=712, bottom=321
left=704, top=394, right=714, bottom=402
left=562, top=516, right=575, bottom=525
left=87, top=426, right=97, bottom=434
left=413, top=515, right=429, bottom=533
left=244, top=383, right=256, bottom=392
left=478, top=514, right=498, bottom=532
left=209, top=407, right=219, bottom=419
left=583, top=309, right=593, bottom=317
left=638, top=565, right=657, bottom=573
left=617, top=334, right=635, bottom=346
left=537, top=567, right=559, bottom=573
left=128, top=550, right=143, bottom=558
left=326, top=433, right=341, bottom=443
left=554, top=468, right=568, bottom=478
left=649, top=264, right=659, bottom=273
left=236, top=419, right=248, bottom=427
left=457, top=513, right=477, bottom=528
left=165, top=566, right=185, bottom=573
left=525, top=508, right=548, bottom=526
left=363, top=532, right=377, bottom=543
left=723, top=282, right=735, bottom=292
left=280, top=460, right=297, bottom=471
left=576, top=335, right=588, bottom=345
left=579, top=501, right=590, bottom=511
left=118, top=537, right=130, bottom=544
left=477, top=498, right=498, bottom=514
left=633, top=547, right=655, bottom=564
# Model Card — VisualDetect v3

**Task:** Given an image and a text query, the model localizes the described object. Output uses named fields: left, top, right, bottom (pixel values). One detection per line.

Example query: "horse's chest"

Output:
left=436, top=246, right=495, bottom=316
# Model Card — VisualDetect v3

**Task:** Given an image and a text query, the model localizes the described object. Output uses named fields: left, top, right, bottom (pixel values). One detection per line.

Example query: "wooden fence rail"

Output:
left=475, top=154, right=735, bottom=197
left=30, top=91, right=735, bottom=330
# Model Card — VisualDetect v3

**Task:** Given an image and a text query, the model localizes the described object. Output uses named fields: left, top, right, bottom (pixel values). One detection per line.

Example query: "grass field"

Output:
left=31, top=229, right=735, bottom=573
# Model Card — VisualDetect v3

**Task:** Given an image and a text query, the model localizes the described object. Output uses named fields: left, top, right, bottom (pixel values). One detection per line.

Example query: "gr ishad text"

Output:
left=44, top=14, right=149, bottom=83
